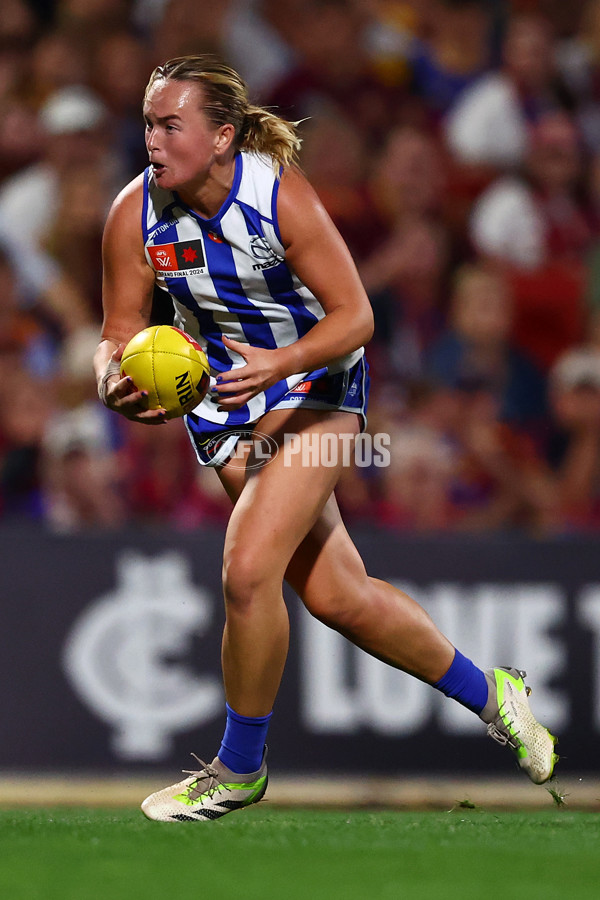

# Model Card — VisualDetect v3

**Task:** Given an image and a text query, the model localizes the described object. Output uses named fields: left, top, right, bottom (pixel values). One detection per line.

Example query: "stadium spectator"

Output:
left=0, top=84, right=123, bottom=343
left=408, top=0, right=495, bottom=121
left=470, top=111, right=592, bottom=370
left=0, top=0, right=39, bottom=100
left=20, top=27, right=92, bottom=109
left=137, top=0, right=303, bottom=95
left=216, top=0, right=304, bottom=95
left=555, top=0, right=600, bottom=153
left=470, top=111, right=593, bottom=269
left=0, top=98, right=43, bottom=182
left=298, top=108, right=378, bottom=266
left=91, top=29, right=153, bottom=180
left=265, top=0, right=411, bottom=151
left=424, top=263, right=547, bottom=427
left=0, top=243, right=57, bottom=380
left=0, top=353, right=55, bottom=523
left=0, top=3, right=43, bottom=176
left=376, top=419, right=458, bottom=531
left=40, top=401, right=127, bottom=531
left=42, top=162, right=110, bottom=319
left=367, top=373, right=553, bottom=534
left=53, top=0, right=134, bottom=50
left=441, top=378, right=555, bottom=533
left=362, top=0, right=422, bottom=90
left=120, top=417, right=231, bottom=529
left=144, top=0, right=235, bottom=63
left=37, top=322, right=128, bottom=531
left=359, top=125, right=450, bottom=382
left=542, top=344, right=600, bottom=530
left=444, top=13, right=576, bottom=170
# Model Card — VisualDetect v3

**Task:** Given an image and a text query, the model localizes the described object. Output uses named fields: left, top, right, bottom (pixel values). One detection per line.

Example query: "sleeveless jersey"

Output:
left=142, top=150, right=364, bottom=428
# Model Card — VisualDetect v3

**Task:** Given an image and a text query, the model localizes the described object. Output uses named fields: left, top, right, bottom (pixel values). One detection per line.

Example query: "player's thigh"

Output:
left=218, top=453, right=369, bottom=621
left=219, top=408, right=360, bottom=583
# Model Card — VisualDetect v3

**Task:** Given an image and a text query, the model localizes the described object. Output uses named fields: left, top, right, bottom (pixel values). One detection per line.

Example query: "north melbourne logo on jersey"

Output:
left=148, top=239, right=206, bottom=276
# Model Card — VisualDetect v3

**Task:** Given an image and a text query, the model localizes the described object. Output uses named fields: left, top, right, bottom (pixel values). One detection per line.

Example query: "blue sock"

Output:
left=218, top=704, right=272, bottom=774
left=433, top=649, right=489, bottom=714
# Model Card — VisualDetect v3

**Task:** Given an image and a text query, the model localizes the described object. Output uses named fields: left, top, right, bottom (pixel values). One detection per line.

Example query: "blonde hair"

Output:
left=145, top=55, right=302, bottom=168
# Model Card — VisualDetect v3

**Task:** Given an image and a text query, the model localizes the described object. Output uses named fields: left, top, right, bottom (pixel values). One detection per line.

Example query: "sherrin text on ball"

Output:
left=120, top=325, right=210, bottom=418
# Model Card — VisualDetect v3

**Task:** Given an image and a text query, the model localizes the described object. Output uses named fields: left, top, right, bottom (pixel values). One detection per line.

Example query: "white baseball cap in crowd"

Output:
left=39, top=85, right=107, bottom=135
left=550, top=348, right=600, bottom=391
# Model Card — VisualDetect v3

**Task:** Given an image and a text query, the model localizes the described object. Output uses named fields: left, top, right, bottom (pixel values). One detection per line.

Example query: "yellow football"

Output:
left=120, top=325, right=210, bottom=419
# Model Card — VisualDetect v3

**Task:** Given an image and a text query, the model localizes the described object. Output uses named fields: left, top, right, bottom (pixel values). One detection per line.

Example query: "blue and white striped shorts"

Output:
left=186, top=356, right=370, bottom=468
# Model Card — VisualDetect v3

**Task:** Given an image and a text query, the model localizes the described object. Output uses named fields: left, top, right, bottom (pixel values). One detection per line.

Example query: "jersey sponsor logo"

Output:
left=249, top=235, right=283, bottom=270
left=153, top=218, right=179, bottom=236
left=148, top=239, right=206, bottom=272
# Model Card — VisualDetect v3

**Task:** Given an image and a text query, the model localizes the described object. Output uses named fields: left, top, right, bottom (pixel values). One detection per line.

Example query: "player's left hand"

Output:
left=213, top=336, right=290, bottom=410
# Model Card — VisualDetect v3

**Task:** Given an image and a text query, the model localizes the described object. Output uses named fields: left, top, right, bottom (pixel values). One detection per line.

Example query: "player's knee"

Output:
left=222, top=548, right=272, bottom=611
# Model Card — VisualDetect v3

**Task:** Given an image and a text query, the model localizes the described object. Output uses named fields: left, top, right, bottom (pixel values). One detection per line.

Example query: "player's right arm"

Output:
left=94, top=175, right=167, bottom=423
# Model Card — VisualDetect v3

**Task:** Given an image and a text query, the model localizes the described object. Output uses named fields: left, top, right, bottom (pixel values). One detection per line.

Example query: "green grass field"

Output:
left=1, top=805, right=598, bottom=900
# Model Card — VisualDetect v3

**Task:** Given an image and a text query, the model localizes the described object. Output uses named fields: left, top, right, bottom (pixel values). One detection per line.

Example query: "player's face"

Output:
left=143, top=79, right=226, bottom=192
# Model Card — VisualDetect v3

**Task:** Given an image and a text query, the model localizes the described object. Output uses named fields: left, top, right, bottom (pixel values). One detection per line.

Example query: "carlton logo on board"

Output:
left=62, top=551, right=223, bottom=760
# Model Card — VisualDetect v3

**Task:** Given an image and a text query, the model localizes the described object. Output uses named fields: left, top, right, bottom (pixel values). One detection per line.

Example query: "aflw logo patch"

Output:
left=148, top=239, right=206, bottom=273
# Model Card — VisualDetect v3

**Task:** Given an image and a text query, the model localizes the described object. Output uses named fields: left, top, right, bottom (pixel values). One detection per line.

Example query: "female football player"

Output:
left=94, top=56, right=557, bottom=822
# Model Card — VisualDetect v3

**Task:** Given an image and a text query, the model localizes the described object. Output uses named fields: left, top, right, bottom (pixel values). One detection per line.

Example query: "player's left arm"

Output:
left=215, top=166, right=373, bottom=408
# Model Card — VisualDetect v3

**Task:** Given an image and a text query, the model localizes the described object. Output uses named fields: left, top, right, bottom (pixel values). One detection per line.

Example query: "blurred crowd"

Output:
left=3, top=0, right=600, bottom=535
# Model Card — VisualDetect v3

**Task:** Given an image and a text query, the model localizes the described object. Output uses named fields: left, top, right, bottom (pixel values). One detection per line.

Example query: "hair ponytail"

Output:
left=239, top=105, right=302, bottom=168
left=145, top=55, right=302, bottom=169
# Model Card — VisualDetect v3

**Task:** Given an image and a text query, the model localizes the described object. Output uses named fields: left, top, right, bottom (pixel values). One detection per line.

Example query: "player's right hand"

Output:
left=99, top=344, right=167, bottom=424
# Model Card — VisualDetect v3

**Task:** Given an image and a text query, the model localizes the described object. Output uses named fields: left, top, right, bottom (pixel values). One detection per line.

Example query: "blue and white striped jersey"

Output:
left=142, top=150, right=363, bottom=427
